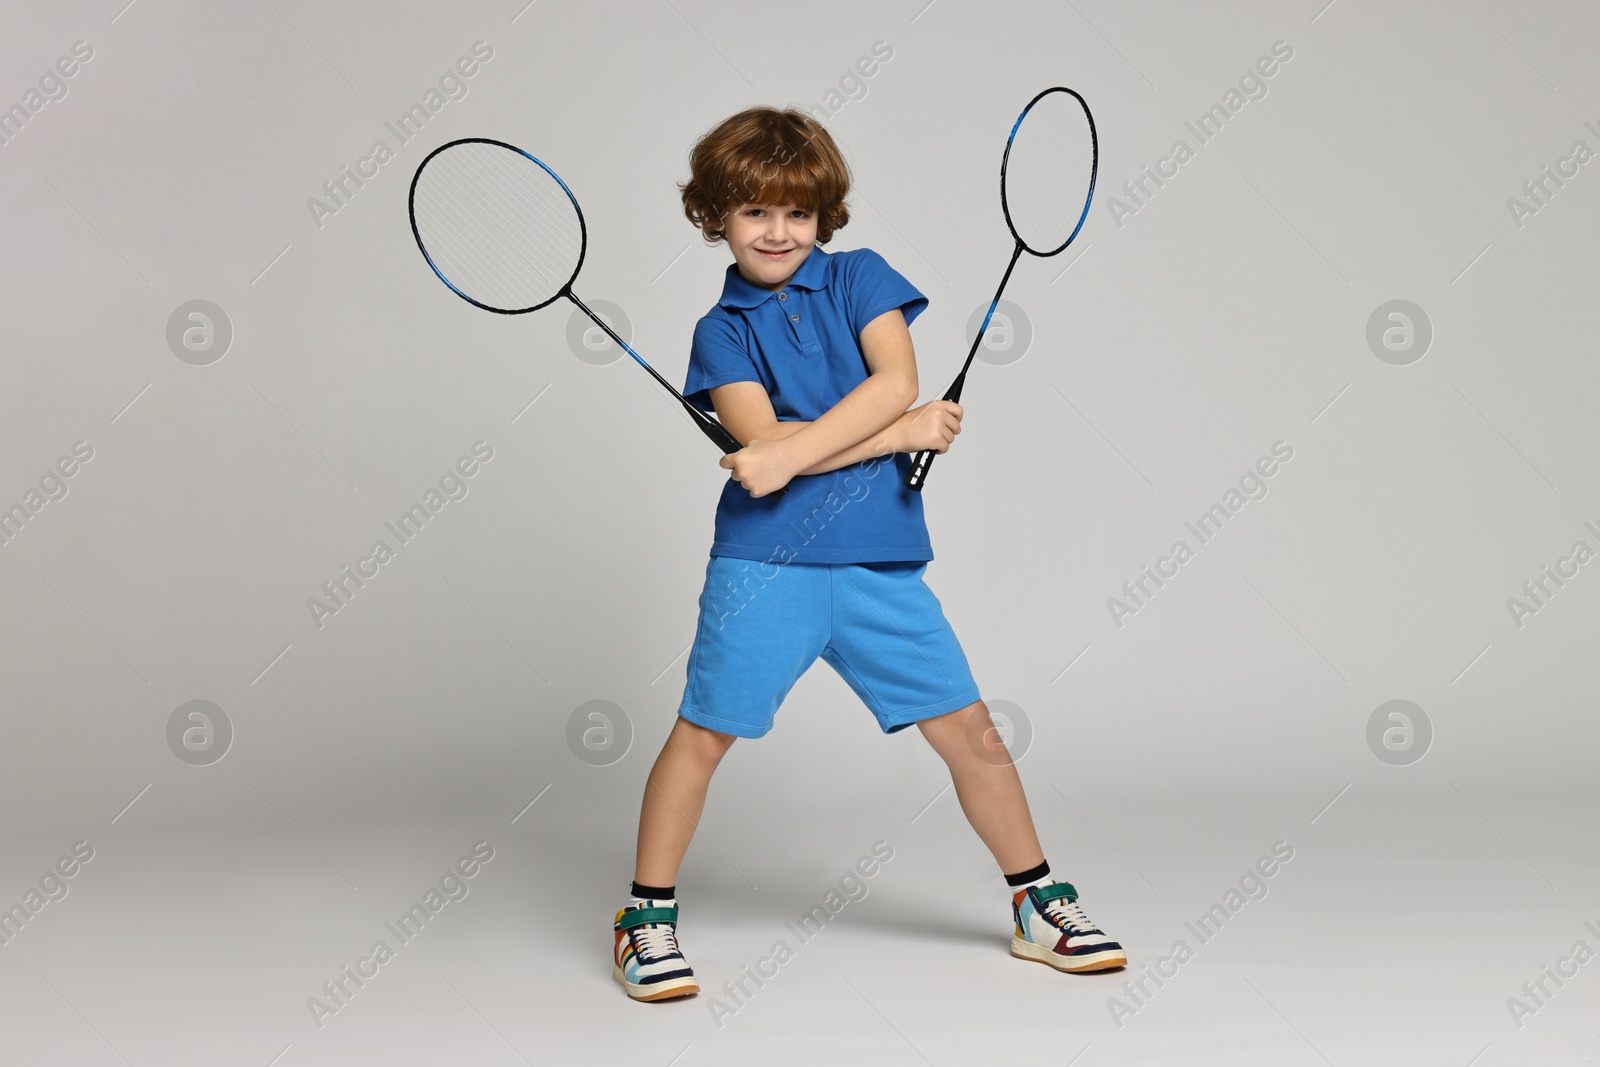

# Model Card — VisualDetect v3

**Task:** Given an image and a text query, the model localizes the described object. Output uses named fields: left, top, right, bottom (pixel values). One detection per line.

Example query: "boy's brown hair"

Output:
left=680, top=107, right=851, bottom=244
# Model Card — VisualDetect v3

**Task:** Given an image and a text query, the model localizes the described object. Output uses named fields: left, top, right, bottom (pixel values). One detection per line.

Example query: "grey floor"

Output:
left=4, top=785, right=1594, bottom=1066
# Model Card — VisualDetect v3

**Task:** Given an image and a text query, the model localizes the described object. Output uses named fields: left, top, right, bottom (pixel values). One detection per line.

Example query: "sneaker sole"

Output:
left=613, top=964, right=700, bottom=1001
left=1010, top=936, right=1126, bottom=973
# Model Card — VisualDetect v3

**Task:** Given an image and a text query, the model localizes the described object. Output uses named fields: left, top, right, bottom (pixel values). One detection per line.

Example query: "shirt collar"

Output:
left=717, top=245, right=832, bottom=310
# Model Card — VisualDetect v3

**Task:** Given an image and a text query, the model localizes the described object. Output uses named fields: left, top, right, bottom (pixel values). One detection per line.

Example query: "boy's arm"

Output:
left=775, top=419, right=899, bottom=475
left=780, top=308, right=919, bottom=471
left=780, top=393, right=964, bottom=475
left=713, top=309, right=918, bottom=490
left=710, top=408, right=902, bottom=476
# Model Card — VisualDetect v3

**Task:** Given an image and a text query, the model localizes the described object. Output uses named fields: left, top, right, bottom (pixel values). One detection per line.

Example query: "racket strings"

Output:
left=411, top=142, right=584, bottom=310
left=423, top=152, right=576, bottom=302
left=429, top=149, right=576, bottom=295
left=432, top=158, right=553, bottom=287
left=1003, top=92, right=1095, bottom=255
left=416, top=174, right=537, bottom=303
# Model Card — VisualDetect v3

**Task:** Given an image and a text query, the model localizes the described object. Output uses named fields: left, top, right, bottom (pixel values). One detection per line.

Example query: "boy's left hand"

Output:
left=720, top=439, right=795, bottom=498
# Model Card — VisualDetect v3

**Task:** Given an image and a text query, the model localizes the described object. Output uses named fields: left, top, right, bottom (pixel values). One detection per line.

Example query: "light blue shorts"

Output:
left=677, top=556, right=982, bottom=739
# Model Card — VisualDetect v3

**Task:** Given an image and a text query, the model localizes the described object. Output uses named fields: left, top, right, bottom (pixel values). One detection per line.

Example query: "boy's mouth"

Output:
left=755, top=248, right=792, bottom=261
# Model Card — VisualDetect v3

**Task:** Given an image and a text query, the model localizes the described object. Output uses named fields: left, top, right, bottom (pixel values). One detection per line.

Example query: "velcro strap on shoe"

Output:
left=1033, top=881, right=1078, bottom=904
left=619, top=906, right=676, bottom=929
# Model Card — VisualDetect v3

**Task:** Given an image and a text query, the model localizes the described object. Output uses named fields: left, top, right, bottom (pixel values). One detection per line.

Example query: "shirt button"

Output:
left=778, top=292, right=787, bottom=301
left=790, top=314, right=800, bottom=322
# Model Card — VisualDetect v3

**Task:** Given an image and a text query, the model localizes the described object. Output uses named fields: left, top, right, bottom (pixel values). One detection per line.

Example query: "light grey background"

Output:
left=1, top=1, right=1596, bottom=1064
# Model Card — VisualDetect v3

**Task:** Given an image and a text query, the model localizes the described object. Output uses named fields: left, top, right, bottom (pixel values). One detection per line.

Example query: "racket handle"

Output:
left=905, top=447, right=936, bottom=492
left=904, top=377, right=965, bottom=493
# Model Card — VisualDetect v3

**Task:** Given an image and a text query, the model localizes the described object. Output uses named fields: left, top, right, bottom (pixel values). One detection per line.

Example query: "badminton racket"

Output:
left=906, top=87, right=1098, bottom=491
left=407, top=137, right=784, bottom=498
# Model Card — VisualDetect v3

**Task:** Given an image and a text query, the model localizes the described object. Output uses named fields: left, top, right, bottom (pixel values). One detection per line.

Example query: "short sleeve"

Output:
left=840, top=248, right=928, bottom=338
left=684, top=314, right=761, bottom=414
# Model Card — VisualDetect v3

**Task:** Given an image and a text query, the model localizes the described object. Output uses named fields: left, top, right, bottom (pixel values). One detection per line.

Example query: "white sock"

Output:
left=1013, top=874, right=1053, bottom=894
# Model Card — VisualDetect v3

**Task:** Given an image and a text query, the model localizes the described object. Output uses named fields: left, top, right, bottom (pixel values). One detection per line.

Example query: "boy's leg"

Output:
left=633, top=715, right=740, bottom=887
left=635, top=556, right=826, bottom=886
left=914, top=699, right=1045, bottom=875
left=821, top=562, right=1125, bottom=972
left=818, top=564, right=1041, bottom=871
left=917, top=698, right=1125, bottom=972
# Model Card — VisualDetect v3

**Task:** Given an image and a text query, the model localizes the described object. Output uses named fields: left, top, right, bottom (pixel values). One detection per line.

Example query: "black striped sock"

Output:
left=1004, top=860, right=1050, bottom=888
left=630, top=880, right=676, bottom=902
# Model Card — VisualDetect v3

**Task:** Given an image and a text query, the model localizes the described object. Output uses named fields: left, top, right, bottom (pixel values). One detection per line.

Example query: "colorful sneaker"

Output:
left=613, top=900, right=699, bottom=1001
left=1010, top=880, right=1126, bottom=973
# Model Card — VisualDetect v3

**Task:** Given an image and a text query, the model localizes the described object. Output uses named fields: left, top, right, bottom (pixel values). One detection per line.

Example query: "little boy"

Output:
left=612, top=106, right=1124, bottom=1002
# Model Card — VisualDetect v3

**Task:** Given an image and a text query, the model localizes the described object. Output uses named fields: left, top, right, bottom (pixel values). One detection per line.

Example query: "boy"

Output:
left=613, top=107, right=1124, bottom=1002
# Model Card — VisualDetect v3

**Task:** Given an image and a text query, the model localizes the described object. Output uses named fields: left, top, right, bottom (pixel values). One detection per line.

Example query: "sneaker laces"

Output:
left=633, top=918, right=681, bottom=961
left=1042, top=895, right=1098, bottom=935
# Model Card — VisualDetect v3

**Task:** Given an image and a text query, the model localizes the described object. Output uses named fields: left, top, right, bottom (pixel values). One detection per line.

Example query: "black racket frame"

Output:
left=905, top=87, right=1099, bottom=492
left=408, top=137, right=786, bottom=497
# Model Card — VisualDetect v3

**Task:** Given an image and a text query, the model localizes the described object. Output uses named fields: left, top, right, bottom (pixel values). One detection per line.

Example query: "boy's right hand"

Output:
left=895, top=400, right=963, bottom=455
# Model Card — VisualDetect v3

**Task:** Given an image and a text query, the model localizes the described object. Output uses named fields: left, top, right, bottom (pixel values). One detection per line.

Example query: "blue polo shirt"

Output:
left=684, top=245, right=934, bottom=564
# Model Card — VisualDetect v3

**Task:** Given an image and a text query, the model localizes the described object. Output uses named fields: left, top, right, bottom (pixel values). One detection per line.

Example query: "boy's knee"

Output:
left=917, top=700, right=987, bottom=749
left=678, top=716, right=739, bottom=757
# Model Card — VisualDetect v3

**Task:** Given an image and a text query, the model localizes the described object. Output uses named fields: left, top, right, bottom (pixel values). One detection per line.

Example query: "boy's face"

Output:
left=722, top=203, right=818, bottom=291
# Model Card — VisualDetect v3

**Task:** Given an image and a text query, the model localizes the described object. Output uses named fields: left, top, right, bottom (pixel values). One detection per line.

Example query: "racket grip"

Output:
left=905, top=447, right=936, bottom=492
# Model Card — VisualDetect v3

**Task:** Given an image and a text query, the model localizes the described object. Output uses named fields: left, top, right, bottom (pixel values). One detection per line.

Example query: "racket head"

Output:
left=999, top=86, right=1098, bottom=257
left=407, top=137, right=587, bottom=314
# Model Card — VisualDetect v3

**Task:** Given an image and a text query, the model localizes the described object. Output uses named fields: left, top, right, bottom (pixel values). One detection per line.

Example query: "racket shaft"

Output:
left=564, top=292, right=785, bottom=498
left=906, top=244, right=1023, bottom=492
left=565, top=292, right=738, bottom=453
